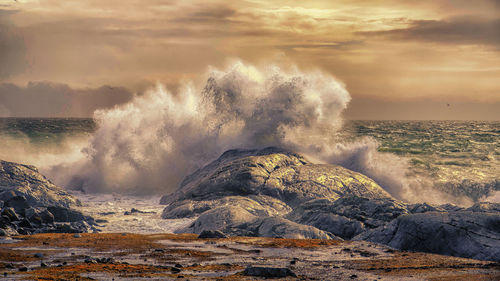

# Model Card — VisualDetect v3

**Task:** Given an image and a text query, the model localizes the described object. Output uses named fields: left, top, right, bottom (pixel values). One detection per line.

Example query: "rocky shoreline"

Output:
left=159, top=147, right=500, bottom=262
left=1, top=233, right=499, bottom=280
left=1, top=146, right=499, bottom=276
left=0, top=160, right=97, bottom=236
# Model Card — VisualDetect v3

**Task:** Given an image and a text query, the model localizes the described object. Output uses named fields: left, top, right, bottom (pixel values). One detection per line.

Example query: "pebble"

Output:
left=73, top=233, right=81, bottom=238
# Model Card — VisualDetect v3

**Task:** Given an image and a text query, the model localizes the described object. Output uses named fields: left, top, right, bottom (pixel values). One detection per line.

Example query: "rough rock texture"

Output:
left=0, top=160, right=95, bottom=235
left=161, top=147, right=391, bottom=239
left=355, top=211, right=500, bottom=262
left=286, top=196, right=409, bottom=239
left=160, top=147, right=500, bottom=262
left=162, top=195, right=291, bottom=219
left=0, top=160, right=80, bottom=208
left=177, top=205, right=335, bottom=239
left=160, top=147, right=391, bottom=207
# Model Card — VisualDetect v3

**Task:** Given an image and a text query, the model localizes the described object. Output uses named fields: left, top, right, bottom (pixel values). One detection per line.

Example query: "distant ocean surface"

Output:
left=0, top=118, right=498, bottom=203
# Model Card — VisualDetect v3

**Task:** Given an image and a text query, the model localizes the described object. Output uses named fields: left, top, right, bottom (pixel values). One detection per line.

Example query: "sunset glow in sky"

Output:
left=1, top=0, right=499, bottom=119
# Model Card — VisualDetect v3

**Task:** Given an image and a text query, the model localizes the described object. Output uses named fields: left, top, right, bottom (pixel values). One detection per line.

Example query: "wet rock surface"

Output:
left=160, top=147, right=500, bottom=262
left=161, top=147, right=391, bottom=239
left=0, top=160, right=96, bottom=235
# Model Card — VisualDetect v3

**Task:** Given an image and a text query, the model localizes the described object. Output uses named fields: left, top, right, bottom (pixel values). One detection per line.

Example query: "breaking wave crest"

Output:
left=47, top=61, right=472, bottom=204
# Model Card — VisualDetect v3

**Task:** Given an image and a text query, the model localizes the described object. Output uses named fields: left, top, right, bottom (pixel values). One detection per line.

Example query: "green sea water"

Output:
left=0, top=118, right=498, bottom=202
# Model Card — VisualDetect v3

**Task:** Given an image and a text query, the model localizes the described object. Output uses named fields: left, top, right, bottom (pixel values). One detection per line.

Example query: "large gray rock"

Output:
left=161, top=147, right=392, bottom=239
left=286, top=196, right=409, bottom=239
left=161, top=147, right=391, bottom=207
left=162, top=195, right=291, bottom=219
left=0, top=160, right=95, bottom=235
left=354, top=211, right=500, bottom=262
left=178, top=205, right=335, bottom=239
left=0, top=160, right=80, bottom=208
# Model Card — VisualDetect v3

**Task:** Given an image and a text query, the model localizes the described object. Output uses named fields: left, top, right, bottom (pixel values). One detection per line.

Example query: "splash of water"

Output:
left=47, top=61, right=470, bottom=204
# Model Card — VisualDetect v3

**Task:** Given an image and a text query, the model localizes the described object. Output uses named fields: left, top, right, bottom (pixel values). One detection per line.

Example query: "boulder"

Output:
left=161, top=147, right=393, bottom=239
left=1, top=207, right=20, bottom=222
left=243, top=266, right=297, bottom=278
left=162, top=195, right=291, bottom=219
left=178, top=205, right=334, bottom=239
left=47, top=206, right=94, bottom=223
left=285, top=196, right=409, bottom=239
left=409, top=203, right=446, bottom=214
left=160, top=147, right=391, bottom=207
left=354, top=211, right=500, bottom=262
left=0, top=160, right=80, bottom=208
left=198, top=230, right=227, bottom=239
left=467, top=202, right=500, bottom=213
left=0, top=160, right=95, bottom=235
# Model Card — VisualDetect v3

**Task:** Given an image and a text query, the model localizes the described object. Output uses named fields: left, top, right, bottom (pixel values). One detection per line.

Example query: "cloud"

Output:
left=0, top=18, right=27, bottom=79
left=361, top=17, right=500, bottom=46
left=0, top=82, right=134, bottom=117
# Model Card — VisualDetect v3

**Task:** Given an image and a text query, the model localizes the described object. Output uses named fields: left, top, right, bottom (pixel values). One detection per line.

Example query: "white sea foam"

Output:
left=41, top=60, right=493, bottom=205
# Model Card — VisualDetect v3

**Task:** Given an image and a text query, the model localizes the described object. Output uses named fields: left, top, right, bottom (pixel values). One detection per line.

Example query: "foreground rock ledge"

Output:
left=0, top=160, right=96, bottom=235
left=1, top=233, right=499, bottom=280
left=160, top=147, right=500, bottom=262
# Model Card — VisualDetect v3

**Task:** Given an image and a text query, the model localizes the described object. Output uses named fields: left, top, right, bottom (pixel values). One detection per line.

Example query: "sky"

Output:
left=0, top=0, right=499, bottom=119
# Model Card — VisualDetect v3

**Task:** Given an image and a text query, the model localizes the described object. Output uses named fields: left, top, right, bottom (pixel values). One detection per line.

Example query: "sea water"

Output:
left=0, top=118, right=498, bottom=232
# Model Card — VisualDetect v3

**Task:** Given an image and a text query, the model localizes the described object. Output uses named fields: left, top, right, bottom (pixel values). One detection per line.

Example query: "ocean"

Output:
left=0, top=117, right=498, bottom=233
left=0, top=118, right=498, bottom=203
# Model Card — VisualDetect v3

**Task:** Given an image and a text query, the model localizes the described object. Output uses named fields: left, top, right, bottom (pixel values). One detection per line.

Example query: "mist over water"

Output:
left=44, top=62, right=448, bottom=204
left=1, top=62, right=497, bottom=205
left=50, top=62, right=354, bottom=195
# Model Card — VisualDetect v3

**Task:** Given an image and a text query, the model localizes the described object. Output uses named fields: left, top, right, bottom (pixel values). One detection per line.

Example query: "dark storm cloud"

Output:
left=361, top=17, right=500, bottom=46
left=0, top=82, right=134, bottom=117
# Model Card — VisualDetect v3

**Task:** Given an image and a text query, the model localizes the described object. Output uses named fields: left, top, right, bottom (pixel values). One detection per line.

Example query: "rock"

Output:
left=439, top=203, right=464, bottom=212
left=47, top=206, right=90, bottom=223
left=354, top=211, right=500, bottom=262
left=326, top=196, right=408, bottom=228
left=0, top=160, right=80, bottom=208
left=182, top=206, right=257, bottom=234
left=409, top=203, right=446, bottom=213
left=18, top=266, right=28, bottom=272
left=285, top=196, right=408, bottom=239
left=40, top=262, right=47, bottom=267
left=34, top=253, right=44, bottom=258
left=161, top=147, right=393, bottom=240
left=1, top=207, right=20, bottom=222
left=4, top=196, right=30, bottom=213
left=0, top=160, right=94, bottom=234
left=294, top=211, right=364, bottom=239
left=253, top=216, right=335, bottom=239
left=198, top=230, right=227, bottom=239
left=160, top=147, right=391, bottom=207
left=39, top=209, right=55, bottom=224
left=18, top=218, right=33, bottom=228
left=243, top=266, right=297, bottom=278
left=73, top=233, right=81, bottom=238
left=171, top=267, right=181, bottom=273
left=467, top=202, right=500, bottom=213
left=180, top=205, right=335, bottom=239
left=162, top=195, right=291, bottom=219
